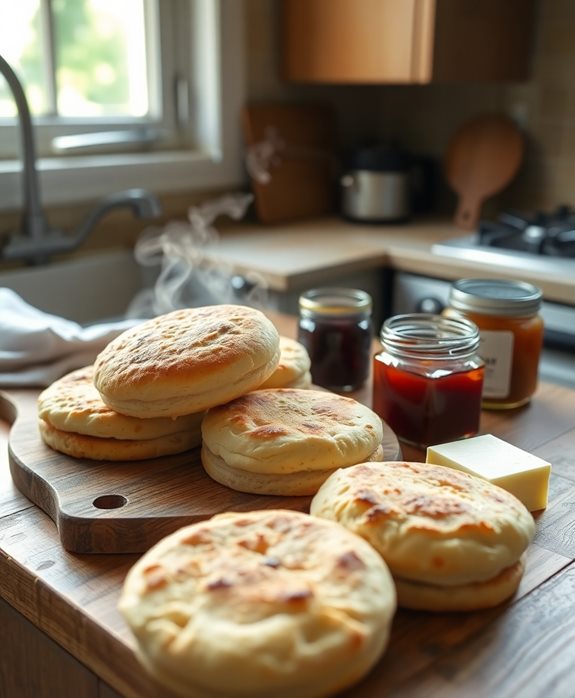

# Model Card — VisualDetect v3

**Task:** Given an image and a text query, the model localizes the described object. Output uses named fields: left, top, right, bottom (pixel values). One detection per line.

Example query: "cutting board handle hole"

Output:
left=93, top=494, right=128, bottom=510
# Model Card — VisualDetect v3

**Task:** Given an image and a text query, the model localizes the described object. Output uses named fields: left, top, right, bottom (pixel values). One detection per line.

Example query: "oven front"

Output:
left=391, top=271, right=575, bottom=388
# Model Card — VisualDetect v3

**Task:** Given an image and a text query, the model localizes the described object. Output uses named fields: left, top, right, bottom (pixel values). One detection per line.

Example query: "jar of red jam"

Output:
left=372, top=313, right=484, bottom=449
left=447, top=279, right=544, bottom=410
left=297, top=287, right=373, bottom=392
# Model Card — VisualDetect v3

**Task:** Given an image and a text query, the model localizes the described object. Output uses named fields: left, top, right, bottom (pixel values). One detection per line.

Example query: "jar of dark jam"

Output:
left=446, top=279, right=544, bottom=410
left=298, top=287, right=373, bottom=392
left=372, top=313, right=484, bottom=449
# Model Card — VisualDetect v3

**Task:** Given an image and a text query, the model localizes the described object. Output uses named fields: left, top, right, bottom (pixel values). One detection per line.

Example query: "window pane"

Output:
left=53, top=0, right=149, bottom=117
left=0, top=0, right=48, bottom=116
left=0, top=0, right=150, bottom=120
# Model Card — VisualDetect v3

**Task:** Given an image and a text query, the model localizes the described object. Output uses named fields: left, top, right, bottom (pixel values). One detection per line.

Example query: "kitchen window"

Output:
left=0, top=0, right=245, bottom=210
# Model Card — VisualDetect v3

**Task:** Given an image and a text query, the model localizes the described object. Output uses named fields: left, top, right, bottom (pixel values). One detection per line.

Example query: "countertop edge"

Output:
left=207, top=217, right=575, bottom=305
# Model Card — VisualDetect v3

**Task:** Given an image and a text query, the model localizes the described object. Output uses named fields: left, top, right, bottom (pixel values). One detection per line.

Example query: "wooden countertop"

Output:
left=1, top=312, right=575, bottom=697
left=210, top=216, right=575, bottom=305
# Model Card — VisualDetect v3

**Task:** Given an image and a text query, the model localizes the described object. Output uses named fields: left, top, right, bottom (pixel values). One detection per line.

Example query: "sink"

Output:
left=0, top=248, right=261, bottom=324
left=0, top=245, right=384, bottom=326
left=0, top=250, right=154, bottom=324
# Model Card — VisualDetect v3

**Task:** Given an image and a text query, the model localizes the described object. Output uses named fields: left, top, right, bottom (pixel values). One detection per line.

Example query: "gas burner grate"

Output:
left=476, top=205, right=575, bottom=258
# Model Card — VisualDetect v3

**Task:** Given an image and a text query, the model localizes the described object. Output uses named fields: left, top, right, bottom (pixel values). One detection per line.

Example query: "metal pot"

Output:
left=340, top=144, right=411, bottom=224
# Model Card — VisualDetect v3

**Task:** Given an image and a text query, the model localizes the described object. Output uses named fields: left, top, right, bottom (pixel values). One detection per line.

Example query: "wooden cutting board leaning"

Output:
left=242, top=102, right=338, bottom=224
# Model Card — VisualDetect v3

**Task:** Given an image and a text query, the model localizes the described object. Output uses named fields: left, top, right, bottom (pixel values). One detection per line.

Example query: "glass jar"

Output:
left=447, top=279, right=544, bottom=410
left=297, top=287, right=373, bottom=392
left=372, top=313, right=484, bottom=449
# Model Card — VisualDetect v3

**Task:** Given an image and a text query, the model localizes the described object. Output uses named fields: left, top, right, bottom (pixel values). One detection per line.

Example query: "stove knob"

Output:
left=555, top=204, right=571, bottom=220
left=231, top=275, right=256, bottom=298
left=523, top=224, right=546, bottom=242
left=416, top=296, right=445, bottom=314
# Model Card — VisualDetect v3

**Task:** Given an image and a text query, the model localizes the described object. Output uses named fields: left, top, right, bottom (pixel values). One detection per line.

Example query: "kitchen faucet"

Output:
left=0, top=53, right=163, bottom=265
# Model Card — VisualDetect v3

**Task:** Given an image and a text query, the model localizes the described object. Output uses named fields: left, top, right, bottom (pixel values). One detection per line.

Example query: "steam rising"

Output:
left=245, top=125, right=338, bottom=183
left=127, top=193, right=269, bottom=318
left=128, top=122, right=334, bottom=320
left=245, top=127, right=285, bottom=183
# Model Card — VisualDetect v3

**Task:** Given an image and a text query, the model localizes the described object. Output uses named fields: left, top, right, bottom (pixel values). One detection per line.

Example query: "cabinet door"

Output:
left=0, top=597, right=98, bottom=698
left=281, top=0, right=533, bottom=84
left=431, top=0, right=533, bottom=82
left=281, top=0, right=428, bottom=83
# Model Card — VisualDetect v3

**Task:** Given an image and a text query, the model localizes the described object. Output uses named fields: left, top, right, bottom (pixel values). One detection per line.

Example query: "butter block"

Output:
left=426, top=434, right=551, bottom=511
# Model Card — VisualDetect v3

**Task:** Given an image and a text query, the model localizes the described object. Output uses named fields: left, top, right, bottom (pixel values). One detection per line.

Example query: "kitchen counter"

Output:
left=1, top=311, right=574, bottom=697
left=211, top=216, right=575, bottom=305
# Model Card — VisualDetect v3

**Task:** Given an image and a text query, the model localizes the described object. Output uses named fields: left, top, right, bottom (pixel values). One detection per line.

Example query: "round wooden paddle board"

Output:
left=445, top=113, right=524, bottom=230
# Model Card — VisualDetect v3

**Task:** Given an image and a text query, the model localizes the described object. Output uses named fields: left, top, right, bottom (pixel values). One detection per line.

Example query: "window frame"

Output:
left=0, top=0, right=246, bottom=211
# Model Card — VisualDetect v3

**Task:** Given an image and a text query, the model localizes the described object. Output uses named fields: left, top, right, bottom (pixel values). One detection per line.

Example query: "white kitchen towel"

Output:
left=0, top=288, right=142, bottom=387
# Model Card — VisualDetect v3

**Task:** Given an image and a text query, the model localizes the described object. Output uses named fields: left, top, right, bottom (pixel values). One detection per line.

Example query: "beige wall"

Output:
left=245, top=0, right=575, bottom=215
left=244, top=0, right=385, bottom=147
left=504, top=0, right=575, bottom=209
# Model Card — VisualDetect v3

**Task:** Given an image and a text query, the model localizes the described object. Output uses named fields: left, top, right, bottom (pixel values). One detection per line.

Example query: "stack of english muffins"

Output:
left=38, top=305, right=388, bottom=500
left=38, top=365, right=205, bottom=461
left=37, top=306, right=319, bottom=463
left=34, top=302, right=539, bottom=697
left=92, top=304, right=282, bottom=418
left=201, top=388, right=385, bottom=495
left=310, top=460, right=535, bottom=612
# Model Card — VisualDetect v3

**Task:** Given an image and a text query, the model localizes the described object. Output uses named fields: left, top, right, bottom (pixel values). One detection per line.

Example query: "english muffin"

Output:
left=93, top=305, right=281, bottom=418
left=393, top=558, right=526, bottom=612
left=284, top=370, right=312, bottom=389
left=258, top=336, right=312, bottom=389
left=37, top=366, right=203, bottom=460
left=201, top=388, right=385, bottom=495
left=310, top=461, right=536, bottom=611
left=38, top=366, right=203, bottom=440
left=38, top=419, right=201, bottom=461
left=118, top=509, right=397, bottom=698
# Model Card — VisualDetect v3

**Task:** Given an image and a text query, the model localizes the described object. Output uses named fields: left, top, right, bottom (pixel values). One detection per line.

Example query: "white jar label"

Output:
left=479, top=330, right=514, bottom=398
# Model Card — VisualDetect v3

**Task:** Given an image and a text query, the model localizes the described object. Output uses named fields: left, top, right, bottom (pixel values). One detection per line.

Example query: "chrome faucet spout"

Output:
left=0, top=53, right=51, bottom=248
left=72, top=188, right=164, bottom=250
left=0, top=53, right=163, bottom=265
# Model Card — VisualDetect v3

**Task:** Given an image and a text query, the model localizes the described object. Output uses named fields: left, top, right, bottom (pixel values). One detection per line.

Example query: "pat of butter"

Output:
left=426, top=434, right=551, bottom=511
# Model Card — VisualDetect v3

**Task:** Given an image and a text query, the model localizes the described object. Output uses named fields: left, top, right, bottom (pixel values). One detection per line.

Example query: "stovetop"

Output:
left=433, top=205, right=575, bottom=275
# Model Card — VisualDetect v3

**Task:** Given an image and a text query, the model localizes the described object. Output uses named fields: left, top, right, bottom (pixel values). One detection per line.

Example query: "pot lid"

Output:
left=346, top=143, right=411, bottom=172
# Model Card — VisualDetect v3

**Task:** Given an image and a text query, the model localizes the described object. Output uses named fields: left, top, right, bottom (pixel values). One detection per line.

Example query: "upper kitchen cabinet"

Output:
left=280, top=0, right=534, bottom=84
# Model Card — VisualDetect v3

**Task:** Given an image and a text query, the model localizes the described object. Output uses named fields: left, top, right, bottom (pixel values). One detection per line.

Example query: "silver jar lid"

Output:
left=299, top=288, right=372, bottom=316
left=380, top=313, right=480, bottom=359
left=448, top=279, right=542, bottom=317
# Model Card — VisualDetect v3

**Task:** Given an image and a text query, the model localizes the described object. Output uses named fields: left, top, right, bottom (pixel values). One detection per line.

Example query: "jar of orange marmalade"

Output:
left=447, top=279, right=544, bottom=410
left=372, top=314, right=484, bottom=449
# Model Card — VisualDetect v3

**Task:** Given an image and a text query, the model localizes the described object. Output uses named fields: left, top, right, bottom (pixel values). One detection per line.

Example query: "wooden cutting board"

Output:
left=445, top=113, right=524, bottom=230
left=242, top=102, right=337, bottom=224
left=3, top=389, right=401, bottom=554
